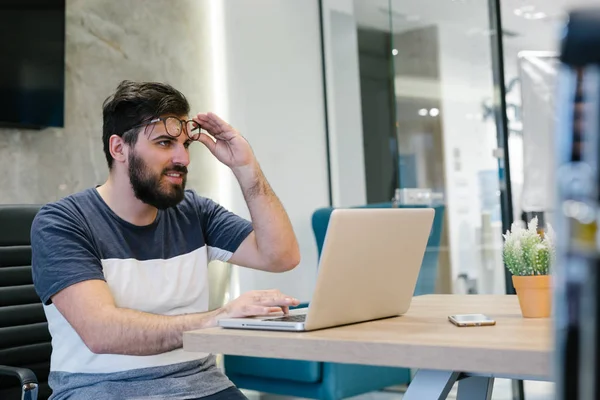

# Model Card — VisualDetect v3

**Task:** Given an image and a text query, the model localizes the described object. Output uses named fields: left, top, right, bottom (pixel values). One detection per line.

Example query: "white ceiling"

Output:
left=354, top=0, right=599, bottom=58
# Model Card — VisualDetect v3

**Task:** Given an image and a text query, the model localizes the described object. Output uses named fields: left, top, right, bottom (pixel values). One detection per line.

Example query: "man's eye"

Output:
left=184, top=141, right=192, bottom=149
left=157, top=140, right=171, bottom=147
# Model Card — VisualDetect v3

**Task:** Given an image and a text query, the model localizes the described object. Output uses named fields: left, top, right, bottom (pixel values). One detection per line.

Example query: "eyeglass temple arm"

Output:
left=129, top=118, right=161, bottom=130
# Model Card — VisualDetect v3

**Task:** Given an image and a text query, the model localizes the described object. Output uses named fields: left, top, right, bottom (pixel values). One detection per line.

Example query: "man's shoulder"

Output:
left=34, top=188, right=98, bottom=228
left=181, top=189, right=213, bottom=205
left=179, top=190, right=221, bottom=214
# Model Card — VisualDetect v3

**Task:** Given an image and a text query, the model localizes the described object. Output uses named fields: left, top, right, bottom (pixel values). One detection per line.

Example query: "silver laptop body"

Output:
left=218, top=208, right=435, bottom=331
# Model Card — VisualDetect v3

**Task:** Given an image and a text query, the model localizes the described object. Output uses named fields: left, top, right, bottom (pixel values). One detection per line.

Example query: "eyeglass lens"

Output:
left=164, top=117, right=201, bottom=140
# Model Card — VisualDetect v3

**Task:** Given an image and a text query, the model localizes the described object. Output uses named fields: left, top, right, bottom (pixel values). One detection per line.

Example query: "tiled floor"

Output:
left=242, top=379, right=554, bottom=400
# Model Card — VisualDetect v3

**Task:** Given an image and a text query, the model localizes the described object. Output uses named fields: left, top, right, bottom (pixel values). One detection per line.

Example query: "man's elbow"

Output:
left=79, top=325, right=113, bottom=354
left=269, top=250, right=301, bottom=272
left=87, top=342, right=105, bottom=355
left=83, top=335, right=108, bottom=354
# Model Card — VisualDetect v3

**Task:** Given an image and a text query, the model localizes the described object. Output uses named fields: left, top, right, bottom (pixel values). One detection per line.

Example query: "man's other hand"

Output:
left=220, top=289, right=300, bottom=318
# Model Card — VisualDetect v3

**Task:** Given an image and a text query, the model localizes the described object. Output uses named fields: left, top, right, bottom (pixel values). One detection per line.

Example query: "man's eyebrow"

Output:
left=151, top=134, right=176, bottom=141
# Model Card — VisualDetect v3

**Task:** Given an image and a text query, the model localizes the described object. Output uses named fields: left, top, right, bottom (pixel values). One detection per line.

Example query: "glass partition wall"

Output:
left=354, top=0, right=508, bottom=296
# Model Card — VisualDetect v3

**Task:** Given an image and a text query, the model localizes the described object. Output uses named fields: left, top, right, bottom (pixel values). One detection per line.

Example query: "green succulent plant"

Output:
left=502, top=217, right=555, bottom=276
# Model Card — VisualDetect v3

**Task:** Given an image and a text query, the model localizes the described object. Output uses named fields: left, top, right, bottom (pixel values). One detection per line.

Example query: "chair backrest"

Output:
left=0, top=205, right=52, bottom=399
left=311, top=203, right=445, bottom=295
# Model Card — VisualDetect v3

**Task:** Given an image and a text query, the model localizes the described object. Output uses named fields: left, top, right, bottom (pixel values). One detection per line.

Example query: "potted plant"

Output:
left=503, top=216, right=555, bottom=318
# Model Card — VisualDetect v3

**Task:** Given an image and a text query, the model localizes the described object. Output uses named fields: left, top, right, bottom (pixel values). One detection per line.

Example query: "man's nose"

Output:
left=172, top=143, right=190, bottom=167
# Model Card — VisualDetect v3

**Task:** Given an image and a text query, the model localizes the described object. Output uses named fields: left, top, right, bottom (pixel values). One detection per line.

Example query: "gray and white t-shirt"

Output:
left=31, top=188, right=253, bottom=400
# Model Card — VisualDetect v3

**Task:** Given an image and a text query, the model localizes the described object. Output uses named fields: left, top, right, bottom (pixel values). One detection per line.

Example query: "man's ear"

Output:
left=109, top=135, right=128, bottom=164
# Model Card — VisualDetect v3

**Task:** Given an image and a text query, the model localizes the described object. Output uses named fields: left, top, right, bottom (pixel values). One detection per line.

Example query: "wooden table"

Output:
left=183, top=295, right=553, bottom=399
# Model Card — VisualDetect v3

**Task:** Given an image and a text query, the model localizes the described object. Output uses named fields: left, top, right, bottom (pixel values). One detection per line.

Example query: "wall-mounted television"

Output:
left=0, top=0, right=66, bottom=129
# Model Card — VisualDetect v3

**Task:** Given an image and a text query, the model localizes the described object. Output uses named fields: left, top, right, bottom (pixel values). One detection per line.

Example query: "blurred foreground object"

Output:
left=555, top=7, right=600, bottom=400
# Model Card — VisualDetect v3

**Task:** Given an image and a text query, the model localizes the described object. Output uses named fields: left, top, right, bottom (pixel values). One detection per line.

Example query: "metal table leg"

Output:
left=457, top=376, right=495, bottom=400
left=512, top=379, right=525, bottom=400
left=402, top=370, right=460, bottom=400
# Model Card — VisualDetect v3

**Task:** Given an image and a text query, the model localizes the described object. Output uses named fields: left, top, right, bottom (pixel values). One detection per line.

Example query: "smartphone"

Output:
left=448, top=314, right=496, bottom=327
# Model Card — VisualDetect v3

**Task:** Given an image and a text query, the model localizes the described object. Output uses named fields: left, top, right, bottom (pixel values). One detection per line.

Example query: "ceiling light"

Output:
left=524, top=12, right=547, bottom=20
left=429, top=108, right=440, bottom=117
left=514, top=5, right=536, bottom=17
left=418, top=109, right=428, bottom=116
left=392, top=49, right=399, bottom=56
left=517, top=5, right=535, bottom=14
left=514, top=6, right=547, bottom=20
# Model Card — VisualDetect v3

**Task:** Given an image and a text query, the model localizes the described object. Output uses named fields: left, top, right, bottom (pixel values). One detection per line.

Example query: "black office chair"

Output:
left=0, top=204, right=51, bottom=400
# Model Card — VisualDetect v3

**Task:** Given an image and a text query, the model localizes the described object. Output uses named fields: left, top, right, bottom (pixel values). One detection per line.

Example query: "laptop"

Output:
left=218, top=208, right=435, bottom=332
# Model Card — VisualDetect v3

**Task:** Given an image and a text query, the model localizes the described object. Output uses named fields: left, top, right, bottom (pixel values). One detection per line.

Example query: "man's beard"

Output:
left=128, top=150, right=187, bottom=210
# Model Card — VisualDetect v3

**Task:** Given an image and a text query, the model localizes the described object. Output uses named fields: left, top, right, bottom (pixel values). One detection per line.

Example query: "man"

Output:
left=31, top=81, right=301, bottom=400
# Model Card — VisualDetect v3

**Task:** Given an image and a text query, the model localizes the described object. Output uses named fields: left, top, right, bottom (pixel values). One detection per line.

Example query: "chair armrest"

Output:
left=0, top=365, right=38, bottom=386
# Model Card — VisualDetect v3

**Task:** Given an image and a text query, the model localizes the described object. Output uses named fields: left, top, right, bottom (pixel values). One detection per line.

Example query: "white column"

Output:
left=208, top=0, right=331, bottom=302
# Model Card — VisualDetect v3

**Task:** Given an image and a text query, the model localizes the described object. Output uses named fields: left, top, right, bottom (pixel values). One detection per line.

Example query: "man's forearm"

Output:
left=86, top=306, right=223, bottom=356
left=233, top=161, right=300, bottom=270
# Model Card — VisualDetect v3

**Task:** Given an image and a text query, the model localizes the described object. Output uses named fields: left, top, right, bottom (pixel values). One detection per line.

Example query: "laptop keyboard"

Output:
left=265, top=314, right=307, bottom=322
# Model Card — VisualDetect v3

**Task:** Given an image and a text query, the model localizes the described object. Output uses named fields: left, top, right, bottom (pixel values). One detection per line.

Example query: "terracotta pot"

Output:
left=512, top=275, right=552, bottom=318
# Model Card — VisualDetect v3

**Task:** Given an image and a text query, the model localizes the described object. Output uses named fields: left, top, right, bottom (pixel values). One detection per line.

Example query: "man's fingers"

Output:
left=199, top=121, right=222, bottom=138
left=253, top=290, right=300, bottom=306
left=259, top=295, right=299, bottom=306
left=245, top=305, right=281, bottom=316
left=195, top=113, right=223, bottom=133
left=195, top=112, right=237, bottom=140
left=194, top=114, right=221, bottom=136
left=206, top=112, right=233, bottom=132
left=242, top=290, right=300, bottom=317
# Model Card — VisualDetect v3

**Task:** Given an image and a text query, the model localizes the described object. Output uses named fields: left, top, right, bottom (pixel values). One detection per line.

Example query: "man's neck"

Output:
left=96, top=173, right=158, bottom=226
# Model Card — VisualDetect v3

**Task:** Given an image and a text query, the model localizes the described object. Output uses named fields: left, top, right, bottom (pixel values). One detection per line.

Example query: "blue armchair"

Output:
left=224, top=203, right=445, bottom=399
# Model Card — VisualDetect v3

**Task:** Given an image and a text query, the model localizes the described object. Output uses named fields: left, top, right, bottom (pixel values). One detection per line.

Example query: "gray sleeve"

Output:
left=31, top=203, right=105, bottom=305
left=196, top=196, right=254, bottom=262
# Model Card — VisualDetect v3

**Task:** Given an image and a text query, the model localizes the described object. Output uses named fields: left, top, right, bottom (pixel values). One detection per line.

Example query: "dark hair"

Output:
left=102, top=80, right=190, bottom=168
